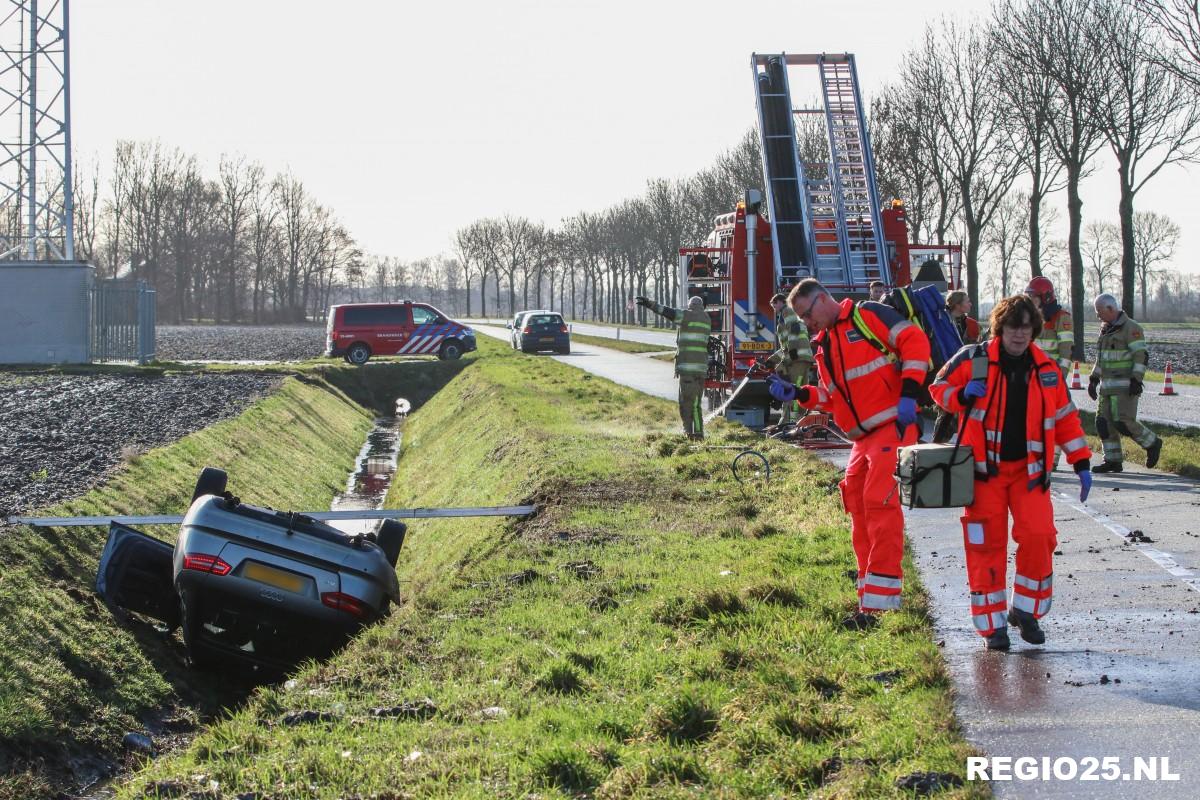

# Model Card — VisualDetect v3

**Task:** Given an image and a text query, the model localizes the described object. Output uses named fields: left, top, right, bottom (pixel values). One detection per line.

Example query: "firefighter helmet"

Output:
left=1025, top=276, right=1056, bottom=305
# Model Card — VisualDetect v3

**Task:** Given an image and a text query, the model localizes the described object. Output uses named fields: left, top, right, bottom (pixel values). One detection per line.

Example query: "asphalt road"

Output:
left=464, top=318, right=677, bottom=350
left=1070, top=379, right=1200, bottom=430
left=478, top=323, right=1200, bottom=798
left=528, top=321, right=1200, bottom=431
left=474, top=325, right=676, bottom=401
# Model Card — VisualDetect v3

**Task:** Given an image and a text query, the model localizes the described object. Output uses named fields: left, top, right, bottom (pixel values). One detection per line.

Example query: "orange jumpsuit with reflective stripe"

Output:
left=930, top=338, right=1092, bottom=637
left=800, top=299, right=930, bottom=613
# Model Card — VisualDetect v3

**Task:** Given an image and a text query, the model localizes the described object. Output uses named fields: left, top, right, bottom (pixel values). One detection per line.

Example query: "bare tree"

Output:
left=993, top=16, right=1067, bottom=278
left=121, top=141, right=177, bottom=301
left=273, top=173, right=316, bottom=320
left=1089, top=0, right=1200, bottom=314
left=984, top=191, right=1030, bottom=299
left=994, top=0, right=1107, bottom=359
left=872, top=79, right=961, bottom=247
left=1133, top=210, right=1181, bottom=318
left=644, top=178, right=694, bottom=322
left=871, top=88, right=929, bottom=242
left=1136, top=0, right=1200, bottom=87
left=794, top=113, right=829, bottom=165
left=73, top=158, right=102, bottom=271
left=906, top=19, right=1023, bottom=310
left=216, top=156, right=260, bottom=322
left=248, top=172, right=279, bottom=322
left=452, top=223, right=486, bottom=318
left=1081, top=220, right=1120, bottom=296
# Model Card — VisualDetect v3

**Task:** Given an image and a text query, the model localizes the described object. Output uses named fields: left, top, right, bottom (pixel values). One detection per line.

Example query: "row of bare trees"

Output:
left=73, top=141, right=360, bottom=323
left=424, top=131, right=763, bottom=326
left=879, top=0, right=1200, bottom=353
left=427, top=0, right=1198, bottom=333
left=60, top=0, right=1199, bottom=331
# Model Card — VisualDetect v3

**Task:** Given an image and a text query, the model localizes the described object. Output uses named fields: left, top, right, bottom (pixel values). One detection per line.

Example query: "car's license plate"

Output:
left=737, top=341, right=774, bottom=351
left=540, top=337, right=555, bottom=342
left=243, top=561, right=308, bottom=593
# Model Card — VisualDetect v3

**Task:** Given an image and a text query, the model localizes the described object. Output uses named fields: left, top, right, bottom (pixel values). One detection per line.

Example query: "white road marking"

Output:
left=1056, top=490, right=1200, bottom=594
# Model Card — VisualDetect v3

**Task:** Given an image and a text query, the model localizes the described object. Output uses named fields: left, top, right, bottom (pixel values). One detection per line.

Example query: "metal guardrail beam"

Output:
left=7, top=505, right=538, bottom=528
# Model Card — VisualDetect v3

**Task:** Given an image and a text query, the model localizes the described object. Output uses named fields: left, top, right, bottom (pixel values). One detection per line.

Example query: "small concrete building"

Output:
left=0, top=261, right=93, bottom=364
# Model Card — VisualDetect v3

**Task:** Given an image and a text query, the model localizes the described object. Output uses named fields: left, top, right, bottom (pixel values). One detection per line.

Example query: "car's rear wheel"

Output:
left=376, top=519, right=407, bottom=566
left=439, top=339, right=464, bottom=360
left=192, top=467, right=228, bottom=503
left=558, top=344, right=571, bottom=355
left=347, top=343, right=371, bottom=365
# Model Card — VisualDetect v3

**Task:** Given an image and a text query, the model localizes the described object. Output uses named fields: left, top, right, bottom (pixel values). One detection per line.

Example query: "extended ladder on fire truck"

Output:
left=752, top=53, right=891, bottom=293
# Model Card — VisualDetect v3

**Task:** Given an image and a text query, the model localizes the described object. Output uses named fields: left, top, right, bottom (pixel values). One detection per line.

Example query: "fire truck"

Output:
left=680, top=53, right=962, bottom=427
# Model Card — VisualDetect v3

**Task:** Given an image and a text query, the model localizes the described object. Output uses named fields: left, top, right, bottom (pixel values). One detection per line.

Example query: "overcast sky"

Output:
left=71, top=0, right=1197, bottom=276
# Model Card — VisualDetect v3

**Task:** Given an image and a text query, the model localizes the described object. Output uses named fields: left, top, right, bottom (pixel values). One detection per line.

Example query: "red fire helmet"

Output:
left=1025, top=276, right=1056, bottom=305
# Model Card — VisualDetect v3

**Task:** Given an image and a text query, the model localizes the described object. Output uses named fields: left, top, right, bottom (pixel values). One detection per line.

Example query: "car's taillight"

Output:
left=321, top=592, right=368, bottom=618
left=559, top=324, right=568, bottom=333
left=183, top=553, right=231, bottom=576
left=522, top=326, right=532, bottom=334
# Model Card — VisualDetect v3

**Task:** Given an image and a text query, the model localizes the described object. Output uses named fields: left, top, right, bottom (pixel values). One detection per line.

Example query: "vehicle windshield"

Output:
left=412, top=307, right=441, bottom=326
left=530, top=315, right=563, bottom=326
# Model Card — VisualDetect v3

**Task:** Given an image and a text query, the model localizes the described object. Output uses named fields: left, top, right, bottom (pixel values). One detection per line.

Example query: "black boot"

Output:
left=1093, top=461, right=1123, bottom=474
left=1146, top=439, right=1162, bottom=469
left=984, top=628, right=1010, bottom=650
left=1009, top=607, right=1046, bottom=644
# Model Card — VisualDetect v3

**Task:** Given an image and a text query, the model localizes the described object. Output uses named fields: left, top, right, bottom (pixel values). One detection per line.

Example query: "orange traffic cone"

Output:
left=1161, top=362, right=1178, bottom=396
left=1069, top=362, right=1083, bottom=390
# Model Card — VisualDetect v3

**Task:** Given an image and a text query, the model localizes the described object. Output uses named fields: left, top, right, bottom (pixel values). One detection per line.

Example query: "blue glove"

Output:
left=963, top=379, right=987, bottom=400
left=896, top=397, right=918, bottom=430
left=1078, top=469, right=1092, bottom=502
left=766, top=372, right=797, bottom=403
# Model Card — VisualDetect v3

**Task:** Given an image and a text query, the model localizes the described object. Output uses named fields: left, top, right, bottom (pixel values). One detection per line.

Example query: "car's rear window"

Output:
left=343, top=306, right=407, bottom=326
left=530, top=315, right=563, bottom=326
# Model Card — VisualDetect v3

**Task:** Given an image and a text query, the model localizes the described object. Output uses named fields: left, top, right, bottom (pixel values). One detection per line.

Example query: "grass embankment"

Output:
left=570, top=333, right=672, bottom=355
left=0, top=361, right=468, bottom=800
left=123, top=338, right=983, bottom=799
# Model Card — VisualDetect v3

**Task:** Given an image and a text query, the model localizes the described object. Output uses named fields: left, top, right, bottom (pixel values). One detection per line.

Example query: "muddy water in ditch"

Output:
left=328, top=415, right=404, bottom=536
left=75, top=413, right=404, bottom=800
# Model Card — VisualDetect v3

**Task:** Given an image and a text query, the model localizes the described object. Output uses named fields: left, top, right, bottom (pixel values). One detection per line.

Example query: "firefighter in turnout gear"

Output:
left=769, top=292, right=814, bottom=425
left=931, top=294, right=1093, bottom=650
left=1025, top=277, right=1073, bottom=378
left=1087, top=293, right=1162, bottom=473
left=766, top=279, right=929, bottom=627
left=636, top=294, right=712, bottom=440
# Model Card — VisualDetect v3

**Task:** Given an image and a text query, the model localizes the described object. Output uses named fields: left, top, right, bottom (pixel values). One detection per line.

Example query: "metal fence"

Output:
left=89, top=280, right=156, bottom=363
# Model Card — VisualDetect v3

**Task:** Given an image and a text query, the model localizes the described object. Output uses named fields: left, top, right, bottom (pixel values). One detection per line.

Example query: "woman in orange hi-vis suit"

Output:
left=930, top=294, right=1093, bottom=651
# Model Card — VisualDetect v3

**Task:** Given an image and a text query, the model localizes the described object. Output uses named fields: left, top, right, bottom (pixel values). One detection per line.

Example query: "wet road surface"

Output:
left=1071, top=381, right=1200, bottom=430
left=478, top=325, right=1200, bottom=797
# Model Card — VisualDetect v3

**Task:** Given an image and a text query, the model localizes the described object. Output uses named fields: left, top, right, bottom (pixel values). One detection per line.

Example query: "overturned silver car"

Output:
left=96, top=467, right=405, bottom=673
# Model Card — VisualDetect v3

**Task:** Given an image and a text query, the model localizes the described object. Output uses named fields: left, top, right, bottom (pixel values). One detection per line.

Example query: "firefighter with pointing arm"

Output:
left=635, top=294, right=711, bottom=440
left=765, top=278, right=929, bottom=628
left=769, top=291, right=814, bottom=426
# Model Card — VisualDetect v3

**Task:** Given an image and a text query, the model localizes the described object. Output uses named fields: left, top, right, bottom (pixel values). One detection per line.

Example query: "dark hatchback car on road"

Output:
left=515, top=312, right=570, bottom=354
